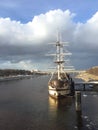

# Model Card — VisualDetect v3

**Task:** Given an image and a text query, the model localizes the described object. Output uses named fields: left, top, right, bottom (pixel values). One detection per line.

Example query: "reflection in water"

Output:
left=76, top=111, right=83, bottom=129
left=48, top=96, right=87, bottom=130
left=48, top=96, right=75, bottom=130
left=48, top=96, right=73, bottom=111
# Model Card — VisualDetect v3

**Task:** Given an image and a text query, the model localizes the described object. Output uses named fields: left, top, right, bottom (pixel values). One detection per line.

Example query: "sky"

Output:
left=0, top=0, right=98, bottom=71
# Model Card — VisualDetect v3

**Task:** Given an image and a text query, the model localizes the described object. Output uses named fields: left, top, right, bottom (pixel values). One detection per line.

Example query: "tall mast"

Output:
left=55, top=33, right=64, bottom=79
left=47, top=32, right=73, bottom=78
left=55, top=33, right=72, bottom=79
left=56, top=41, right=61, bottom=79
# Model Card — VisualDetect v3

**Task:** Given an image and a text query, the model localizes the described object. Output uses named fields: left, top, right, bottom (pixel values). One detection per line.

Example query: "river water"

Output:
left=0, top=75, right=98, bottom=130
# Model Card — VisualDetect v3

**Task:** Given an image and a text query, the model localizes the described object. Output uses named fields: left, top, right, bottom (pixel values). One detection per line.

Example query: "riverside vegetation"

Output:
left=0, top=69, right=32, bottom=77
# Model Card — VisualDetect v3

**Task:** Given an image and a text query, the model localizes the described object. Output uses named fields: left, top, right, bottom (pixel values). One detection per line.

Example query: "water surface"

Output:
left=0, top=75, right=98, bottom=130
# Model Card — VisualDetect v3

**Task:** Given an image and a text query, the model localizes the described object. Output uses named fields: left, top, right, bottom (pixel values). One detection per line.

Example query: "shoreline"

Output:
left=76, top=72, right=98, bottom=82
left=0, top=75, right=33, bottom=82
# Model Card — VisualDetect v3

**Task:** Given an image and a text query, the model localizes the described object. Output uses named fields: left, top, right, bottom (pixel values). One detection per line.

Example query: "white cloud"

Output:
left=0, top=60, right=36, bottom=70
left=0, top=9, right=98, bottom=70
left=87, top=12, right=98, bottom=23
left=74, top=12, right=98, bottom=50
left=0, top=9, right=75, bottom=45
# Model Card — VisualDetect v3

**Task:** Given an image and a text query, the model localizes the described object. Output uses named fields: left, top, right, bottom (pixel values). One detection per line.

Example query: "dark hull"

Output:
left=48, top=77, right=75, bottom=99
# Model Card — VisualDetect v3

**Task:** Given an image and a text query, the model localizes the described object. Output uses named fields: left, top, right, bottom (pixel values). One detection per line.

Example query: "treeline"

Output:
left=86, top=66, right=98, bottom=76
left=0, top=69, right=32, bottom=77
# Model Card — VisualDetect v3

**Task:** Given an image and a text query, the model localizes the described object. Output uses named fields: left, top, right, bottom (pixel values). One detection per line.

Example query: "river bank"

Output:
left=76, top=72, right=98, bottom=82
left=0, top=75, right=34, bottom=82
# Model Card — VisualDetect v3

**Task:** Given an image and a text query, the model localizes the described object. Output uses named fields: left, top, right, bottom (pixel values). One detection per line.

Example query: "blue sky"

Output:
left=0, top=0, right=98, bottom=70
left=0, top=0, right=98, bottom=23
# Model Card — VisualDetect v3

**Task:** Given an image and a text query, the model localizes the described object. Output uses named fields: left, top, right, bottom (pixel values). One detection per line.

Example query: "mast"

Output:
left=56, top=41, right=61, bottom=79
left=47, top=32, right=73, bottom=78
left=55, top=33, right=65, bottom=79
left=55, top=33, right=72, bottom=79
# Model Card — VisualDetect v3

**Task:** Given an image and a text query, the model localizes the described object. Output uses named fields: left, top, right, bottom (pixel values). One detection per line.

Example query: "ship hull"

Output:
left=48, top=78, right=71, bottom=99
left=48, top=88, right=71, bottom=99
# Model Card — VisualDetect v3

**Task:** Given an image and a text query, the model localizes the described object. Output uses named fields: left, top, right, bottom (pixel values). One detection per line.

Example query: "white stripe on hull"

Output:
left=48, top=88, right=71, bottom=98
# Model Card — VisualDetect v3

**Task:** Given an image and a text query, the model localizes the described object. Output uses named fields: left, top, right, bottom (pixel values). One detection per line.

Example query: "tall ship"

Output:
left=48, top=34, right=74, bottom=99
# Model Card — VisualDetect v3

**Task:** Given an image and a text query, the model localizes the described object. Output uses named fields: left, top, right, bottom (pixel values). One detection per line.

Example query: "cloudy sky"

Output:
left=0, top=0, right=98, bottom=70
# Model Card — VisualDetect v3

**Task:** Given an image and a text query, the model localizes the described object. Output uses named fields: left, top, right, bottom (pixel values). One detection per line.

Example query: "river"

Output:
left=0, top=75, right=98, bottom=130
